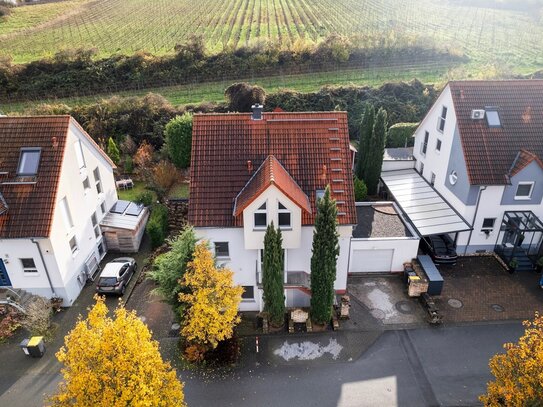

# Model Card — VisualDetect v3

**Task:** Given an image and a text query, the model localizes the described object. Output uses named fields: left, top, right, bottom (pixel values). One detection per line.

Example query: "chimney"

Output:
left=247, top=160, right=253, bottom=173
left=52, top=136, right=59, bottom=149
left=251, top=104, right=263, bottom=121
left=321, top=164, right=327, bottom=180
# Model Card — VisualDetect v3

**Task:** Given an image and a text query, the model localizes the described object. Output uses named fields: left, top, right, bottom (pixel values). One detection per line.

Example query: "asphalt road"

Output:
left=178, top=323, right=524, bottom=407
left=0, top=317, right=524, bottom=407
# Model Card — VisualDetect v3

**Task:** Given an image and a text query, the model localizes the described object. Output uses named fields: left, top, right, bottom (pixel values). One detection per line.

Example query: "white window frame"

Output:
left=421, top=131, right=429, bottom=155
left=515, top=182, right=534, bottom=200
left=20, top=258, right=38, bottom=273
left=74, top=140, right=86, bottom=170
left=93, top=167, right=103, bottom=195
left=60, top=197, right=74, bottom=231
left=430, top=172, right=436, bottom=186
left=241, top=285, right=255, bottom=301
left=278, top=201, right=291, bottom=229
left=419, top=162, right=425, bottom=175
left=437, top=106, right=447, bottom=133
left=100, top=201, right=107, bottom=215
left=254, top=202, right=267, bottom=230
left=481, top=218, right=496, bottom=232
left=214, top=242, right=230, bottom=258
left=69, top=235, right=79, bottom=255
left=91, top=212, right=101, bottom=238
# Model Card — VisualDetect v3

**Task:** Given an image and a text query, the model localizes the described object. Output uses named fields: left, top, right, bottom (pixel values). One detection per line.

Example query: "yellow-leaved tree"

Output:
left=180, top=241, right=243, bottom=351
left=49, top=296, right=186, bottom=407
left=480, top=312, right=543, bottom=406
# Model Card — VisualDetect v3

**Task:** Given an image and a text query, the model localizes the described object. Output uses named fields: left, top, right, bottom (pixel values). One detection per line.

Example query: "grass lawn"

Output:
left=168, top=183, right=189, bottom=199
left=117, top=180, right=156, bottom=202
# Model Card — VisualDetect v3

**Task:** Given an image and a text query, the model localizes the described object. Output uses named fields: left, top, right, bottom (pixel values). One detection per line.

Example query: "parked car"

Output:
left=96, top=257, right=137, bottom=295
left=420, top=234, right=458, bottom=265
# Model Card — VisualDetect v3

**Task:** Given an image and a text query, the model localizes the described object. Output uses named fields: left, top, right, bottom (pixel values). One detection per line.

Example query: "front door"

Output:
left=0, top=259, right=12, bottom=286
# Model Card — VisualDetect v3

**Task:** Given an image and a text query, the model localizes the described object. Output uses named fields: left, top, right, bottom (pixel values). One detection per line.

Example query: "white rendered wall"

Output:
left=382, top=160, right=415, bottom=172
left=195, top=227, right=260, bottom=311
left=349, top=237, right=420, bottom=272
left=0, top=238, right=63, bottom=299
left=242, top=185, right=302, bottom=250
left=47, top=123, right=118, bottom=305
left=412, top=86, right=471, bottom=213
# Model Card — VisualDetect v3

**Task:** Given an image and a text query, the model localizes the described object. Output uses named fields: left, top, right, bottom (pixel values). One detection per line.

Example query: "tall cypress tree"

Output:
left=365, top=107, right=388, bottom=195
left=355, top=103, right=375, bottom=181
left=310, top=186, right=339, bottom=325
left=263, top=222, right=285, bottom=326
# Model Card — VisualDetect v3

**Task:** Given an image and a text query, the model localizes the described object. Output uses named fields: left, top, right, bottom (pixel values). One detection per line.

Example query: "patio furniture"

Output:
left=116, top=178, right=134, bottom=190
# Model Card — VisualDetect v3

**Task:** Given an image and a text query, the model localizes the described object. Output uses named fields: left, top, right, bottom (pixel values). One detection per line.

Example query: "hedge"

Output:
left=147, top=204, right=169, bottom=248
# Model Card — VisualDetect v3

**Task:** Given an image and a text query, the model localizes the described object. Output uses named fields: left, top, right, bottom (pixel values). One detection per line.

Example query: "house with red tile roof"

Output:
left=0, top=116, right=119, bottom=306
left=189, top=108, right=358, bottom=311
left=405, top=80, right=543, bottom=270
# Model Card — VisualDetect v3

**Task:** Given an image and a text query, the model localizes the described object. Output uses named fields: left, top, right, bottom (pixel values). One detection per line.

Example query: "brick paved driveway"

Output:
left=435, top=255, right=543, bottom=323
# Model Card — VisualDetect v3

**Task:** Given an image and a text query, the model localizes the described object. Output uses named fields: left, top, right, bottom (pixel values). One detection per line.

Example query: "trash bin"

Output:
left=20, top=336, right=46, bottom=358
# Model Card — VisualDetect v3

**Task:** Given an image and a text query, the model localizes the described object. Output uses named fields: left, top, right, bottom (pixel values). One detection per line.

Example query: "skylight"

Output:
left=486, top=110, right=501, bottom=128
left=17, top=148, right=41, bottom=176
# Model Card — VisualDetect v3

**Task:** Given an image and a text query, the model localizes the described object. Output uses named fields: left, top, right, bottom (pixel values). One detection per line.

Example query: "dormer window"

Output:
left=278, top=201, right=291, bottom=228
left=254, top=202, right=267, bottom=228
left=17, top=148, right=41, bottom=176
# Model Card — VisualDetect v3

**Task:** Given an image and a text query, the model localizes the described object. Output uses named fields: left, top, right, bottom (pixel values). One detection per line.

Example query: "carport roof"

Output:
left=381, top=169, right=472, bottom=236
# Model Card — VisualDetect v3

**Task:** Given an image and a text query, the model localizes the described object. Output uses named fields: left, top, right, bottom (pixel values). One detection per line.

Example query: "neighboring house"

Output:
left=189, top=108, right=357, bottom=311
left=406, top=80, right=543, bottom=269
left=0, top=116, right=118, bottom=306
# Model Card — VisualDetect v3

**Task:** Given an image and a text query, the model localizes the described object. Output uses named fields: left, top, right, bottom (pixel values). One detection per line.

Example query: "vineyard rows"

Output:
left=0, top=0, right=542, bottom=71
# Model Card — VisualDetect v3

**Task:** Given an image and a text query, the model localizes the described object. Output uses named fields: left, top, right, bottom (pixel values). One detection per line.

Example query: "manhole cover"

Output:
left=447, top=298, right=463, bottom=309
left=395, top=301, right=414, bottom=314
left=370, top=309, right=386, bottom=320
left=491, top=304, right=505, bottom=312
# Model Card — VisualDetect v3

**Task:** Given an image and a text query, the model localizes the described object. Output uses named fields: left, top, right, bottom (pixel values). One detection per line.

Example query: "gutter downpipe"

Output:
left=464, top=186, right=487, bottom=255
left=31, top=238, right=57, bottom=297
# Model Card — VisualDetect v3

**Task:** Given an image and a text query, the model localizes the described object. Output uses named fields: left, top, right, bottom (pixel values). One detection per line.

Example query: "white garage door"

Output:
left=350, top=249, right=394, bottom=273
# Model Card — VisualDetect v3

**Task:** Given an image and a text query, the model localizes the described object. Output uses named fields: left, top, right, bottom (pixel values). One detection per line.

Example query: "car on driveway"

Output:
left=420, top=234, right=458, bottom=265
left=96, top=257, right=137, bottom=295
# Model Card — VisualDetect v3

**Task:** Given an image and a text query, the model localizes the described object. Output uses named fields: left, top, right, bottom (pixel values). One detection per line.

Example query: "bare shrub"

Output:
left=21, top=297, right=53, bottom=337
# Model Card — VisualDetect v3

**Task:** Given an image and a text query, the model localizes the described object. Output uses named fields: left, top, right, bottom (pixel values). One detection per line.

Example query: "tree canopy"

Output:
left=50, top=296, right=185, bottom=407
left=179, top=242, right=243, bottom=349
left=224, top=82, right=266, bottom=112
left=310, top=185, right=339, bottom=324
left=263, top=222, right=285, bottom=326
left=480, top=312, right=543, bottom=406
left=147, top=227, right=197, bottom=314
left=164, top=113, right=193, bottom=169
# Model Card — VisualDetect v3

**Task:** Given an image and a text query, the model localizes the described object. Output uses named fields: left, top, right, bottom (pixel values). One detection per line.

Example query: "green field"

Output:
left=1, top=0, right=542, bottom=71
left=1, top=63, right=451, bottom=113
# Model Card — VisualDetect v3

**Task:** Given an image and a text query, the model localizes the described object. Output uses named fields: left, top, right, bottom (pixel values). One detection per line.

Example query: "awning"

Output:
left=381, top=169, right=472, bottom=236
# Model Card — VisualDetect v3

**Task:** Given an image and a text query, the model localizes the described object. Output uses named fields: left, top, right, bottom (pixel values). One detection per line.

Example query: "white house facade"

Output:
left=0, top=116, right=117, bottom=306
left=189, top=109, right=357, bottom=311
left=409, top=80, right=543, bottom=269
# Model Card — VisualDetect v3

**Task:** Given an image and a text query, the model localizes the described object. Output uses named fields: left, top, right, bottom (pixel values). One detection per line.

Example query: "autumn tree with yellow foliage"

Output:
left=49, top=296, right=185, bottom=407
left=480, top=312, right=543, bottom=406
left=179, top=242, right=243, bottom=355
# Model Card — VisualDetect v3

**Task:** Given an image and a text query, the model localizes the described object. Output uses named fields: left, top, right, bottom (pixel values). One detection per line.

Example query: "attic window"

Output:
left=278, top=201, right=291, bottom=228
left=254, top=202, right=267, bottom=228
left=486, top=109, right=501, bottom=128
left=17, top=148, right=41, bottom=176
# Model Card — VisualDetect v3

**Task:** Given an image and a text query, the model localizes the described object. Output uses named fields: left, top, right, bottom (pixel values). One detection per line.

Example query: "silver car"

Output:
left=96, top=257, right=137, bottom=296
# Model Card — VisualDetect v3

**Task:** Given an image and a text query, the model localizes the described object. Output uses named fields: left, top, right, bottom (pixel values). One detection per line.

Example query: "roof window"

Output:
left=17, top=148, right=41, bottom=176
left=485, top=109, right=501, bottom=128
